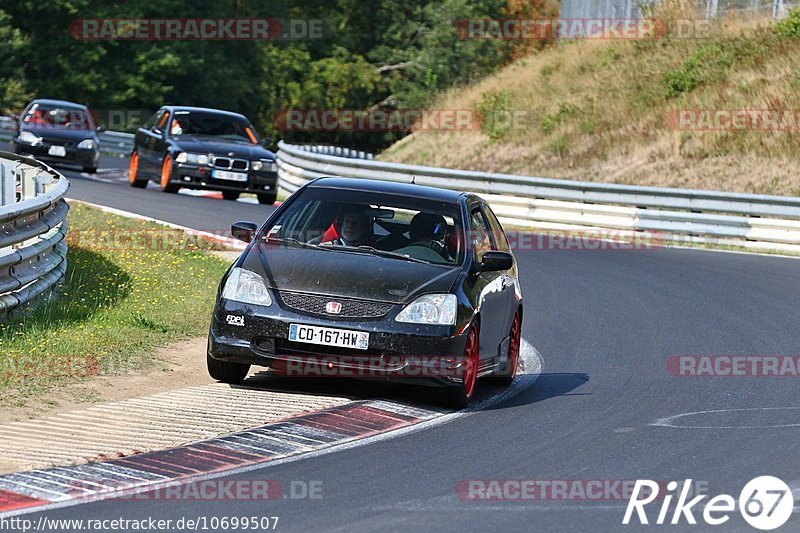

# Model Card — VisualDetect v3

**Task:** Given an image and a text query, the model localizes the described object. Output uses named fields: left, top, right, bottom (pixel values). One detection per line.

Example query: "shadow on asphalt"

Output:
left=485, top=372, right=590, bottom=410
left=224, top=370, right=589, bottom=412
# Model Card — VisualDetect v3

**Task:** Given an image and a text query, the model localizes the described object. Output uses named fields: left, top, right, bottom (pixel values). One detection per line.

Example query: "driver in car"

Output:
left=311, top=207, right=375, bottom=247
left=394, top=212, right=451, bottom=262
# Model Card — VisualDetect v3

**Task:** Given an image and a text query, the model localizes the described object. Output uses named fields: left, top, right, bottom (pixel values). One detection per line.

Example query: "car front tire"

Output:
left=222, top=191, right=240, bottom=201
left=128, top=150, right=148, bottom=188
left=83, top=165, right=97, bottom=174
left=207, top=353, right=250, bottom=384
left=258, top=192, right=277, bottom=205
left=160, top=154, right=179, bottom=193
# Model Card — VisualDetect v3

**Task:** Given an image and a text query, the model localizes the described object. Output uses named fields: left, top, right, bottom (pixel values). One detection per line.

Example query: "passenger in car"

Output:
left=394, top=213, right=452, bottom=262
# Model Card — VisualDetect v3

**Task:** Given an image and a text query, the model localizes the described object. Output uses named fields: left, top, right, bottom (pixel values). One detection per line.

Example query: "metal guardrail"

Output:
left=0, top=151, right=69, bottom=319
left=277, top=141, right=800, bottom=253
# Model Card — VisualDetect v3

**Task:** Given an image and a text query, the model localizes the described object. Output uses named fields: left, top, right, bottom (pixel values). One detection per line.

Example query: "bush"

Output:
left=777, top=7, right=800, bottom=38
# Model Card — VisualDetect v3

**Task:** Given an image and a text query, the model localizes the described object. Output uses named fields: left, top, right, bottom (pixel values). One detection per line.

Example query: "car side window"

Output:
left=152, top=111, right=169, bottom=133
left=142, top=112, right=158, bottom=130
left=482, top=205, right=510, bottom=253
left=470, top=209, right=493, bottom=263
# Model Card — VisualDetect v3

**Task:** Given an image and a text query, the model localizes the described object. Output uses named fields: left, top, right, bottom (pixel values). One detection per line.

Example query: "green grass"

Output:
left=381, top=5, right=800, bottom=195
left=0, top=204, right=231, bottom=407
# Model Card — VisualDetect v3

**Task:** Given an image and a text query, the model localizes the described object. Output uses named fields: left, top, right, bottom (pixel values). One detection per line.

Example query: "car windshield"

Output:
left=169, top=111, right=258, bottom=143
left=261, top=187, right=464, bottom=266
left=22, top=104, right=93, bottom=130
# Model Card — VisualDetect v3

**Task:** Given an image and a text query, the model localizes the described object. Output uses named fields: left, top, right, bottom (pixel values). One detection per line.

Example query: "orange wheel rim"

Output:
left=161, top=155, right=172, bottom=189
left=128, top=152, right=139, bottom=183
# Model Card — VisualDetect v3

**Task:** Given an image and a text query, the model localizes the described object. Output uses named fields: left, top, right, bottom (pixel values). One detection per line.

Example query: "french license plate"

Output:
left=48, top=145, right=66, bottom=157
left=212, top=169, right=247, bottom=182
left=289, top=324, right=369, bottom=350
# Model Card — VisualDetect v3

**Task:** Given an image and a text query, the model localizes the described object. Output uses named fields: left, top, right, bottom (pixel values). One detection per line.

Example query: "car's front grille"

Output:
left=278, top=291, right=394, bottom=318
left=212, top=156, right=249, bottom=171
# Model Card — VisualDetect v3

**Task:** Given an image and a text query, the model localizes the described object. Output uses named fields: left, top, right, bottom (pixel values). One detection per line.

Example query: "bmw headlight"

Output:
left=396, top=294, right=457, bottom=325
left=175, top=152, right=210, bottom=165
left=77, top=139, right=97, bottom=150
left=251, top=159, right=276, bottom=172
left=18, top=131, right=41, bottom=144
left=221, top=267, right=272, bottom=306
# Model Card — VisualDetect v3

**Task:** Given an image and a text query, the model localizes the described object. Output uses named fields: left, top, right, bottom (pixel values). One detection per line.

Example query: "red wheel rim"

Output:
left=128, top=152, right=139, bottom=183
left=463, top=325, right=479, bottom=398
left=160, top=155, right=172, bottom=189
left=508, top=313, right=521, bottom=379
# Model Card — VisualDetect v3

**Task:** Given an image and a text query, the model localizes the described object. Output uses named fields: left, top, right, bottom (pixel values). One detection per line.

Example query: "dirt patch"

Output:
left=0, top=337, right=214, bottom=424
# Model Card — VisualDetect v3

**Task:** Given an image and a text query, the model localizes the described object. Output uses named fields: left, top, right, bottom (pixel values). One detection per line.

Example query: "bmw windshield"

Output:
left=169, top=110, right=259, bottom=143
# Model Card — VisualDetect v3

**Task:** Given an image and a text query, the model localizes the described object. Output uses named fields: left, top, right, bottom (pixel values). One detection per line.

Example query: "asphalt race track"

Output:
left=8, top=149, right=800, bottom=531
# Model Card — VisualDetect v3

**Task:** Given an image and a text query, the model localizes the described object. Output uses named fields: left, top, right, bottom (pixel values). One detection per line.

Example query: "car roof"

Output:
left=28, top=99, right=87, bottom=110
left=162, top=106, right=248, bottom=120
left=307, top=177, right=465, bottom=203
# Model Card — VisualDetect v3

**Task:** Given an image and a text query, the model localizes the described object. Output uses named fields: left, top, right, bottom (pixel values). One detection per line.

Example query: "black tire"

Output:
left=222, top=191, right=240, bottom=201
left=83, top=166, right=97, bottom=174
left=258, top=192, right=277, bottom=205
left=207, top=353, right=250, bottom=384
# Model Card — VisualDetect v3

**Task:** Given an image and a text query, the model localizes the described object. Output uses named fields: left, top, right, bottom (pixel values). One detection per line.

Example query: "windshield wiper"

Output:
left=264, top=236, right=318, bottom=249
left=322, top=244, right=431, bottom=264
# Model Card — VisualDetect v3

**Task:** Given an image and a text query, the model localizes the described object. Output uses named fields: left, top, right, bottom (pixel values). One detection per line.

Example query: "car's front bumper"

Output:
left=12, top=140, right=99, bottom=167
left=208, top=298, right=471, bottom=387
left=171, top=163, right=278, bottom=195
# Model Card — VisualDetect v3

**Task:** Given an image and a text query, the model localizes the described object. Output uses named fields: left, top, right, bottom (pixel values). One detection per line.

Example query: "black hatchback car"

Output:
left=11, top=99, right=103, bottom=173
left=207, top=177, right=523, bottom=407
left=128, top=106, right=278, bottom=204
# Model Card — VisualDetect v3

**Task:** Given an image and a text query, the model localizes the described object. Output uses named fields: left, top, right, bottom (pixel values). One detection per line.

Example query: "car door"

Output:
left=137, top=109, right=168, bottom=171
left=469, top=206, right=511, bottom=360
left=481, top=203, right=518, bottom=340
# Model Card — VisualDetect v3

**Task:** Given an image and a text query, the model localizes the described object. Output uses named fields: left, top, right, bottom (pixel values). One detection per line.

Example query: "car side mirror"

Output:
left=96, top=124, right=107, bottom=133
left=478, top=251, right=513, bottom=272
left=260, top=136, right=273, bottom=147
left=231, top=221, right=258, bottom=243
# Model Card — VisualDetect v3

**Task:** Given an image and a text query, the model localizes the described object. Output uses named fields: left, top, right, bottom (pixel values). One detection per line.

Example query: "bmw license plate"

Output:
left=212, top=169, right=248, bottom=182
left=289, top=324, right=369, bottom=350
left=48, top=145, right=66, bottom=157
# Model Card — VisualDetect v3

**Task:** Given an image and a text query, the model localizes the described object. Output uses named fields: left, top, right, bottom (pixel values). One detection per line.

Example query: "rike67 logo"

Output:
left=623, top=476, right=794, bottom=530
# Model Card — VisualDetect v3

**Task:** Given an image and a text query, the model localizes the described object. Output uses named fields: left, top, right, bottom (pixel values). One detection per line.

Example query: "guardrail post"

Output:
left=19, top=164, right=37, bottom=200
left=0, top=162, right=15, bottom=206
left=35, top=172, right=54, bottom=196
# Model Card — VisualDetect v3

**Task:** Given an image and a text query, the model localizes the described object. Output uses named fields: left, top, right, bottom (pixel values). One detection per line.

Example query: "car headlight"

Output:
left=18, top=131, right=41, bottom=144
left=77, top=139, right=97, bottom=150
left=251, top=160, right=276, bottom=172
left=395, top=294, right=457, bottom=325
left=221, top=267, right=272, bottom=306
left=175, top=152, right=209, bottom=165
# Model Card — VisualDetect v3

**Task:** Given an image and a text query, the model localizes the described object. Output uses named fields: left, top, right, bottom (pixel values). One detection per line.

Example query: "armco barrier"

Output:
left=0, top=151, right=69, bottom=319
left=276, top=141, right=800, bottom=253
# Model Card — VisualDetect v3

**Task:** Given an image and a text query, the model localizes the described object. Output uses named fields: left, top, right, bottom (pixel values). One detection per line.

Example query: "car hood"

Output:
left=239, top=244, right=461, bottom=304
left=172, top=137, right=274, bottom=159
left=21, top=126, right=96, bottom=143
